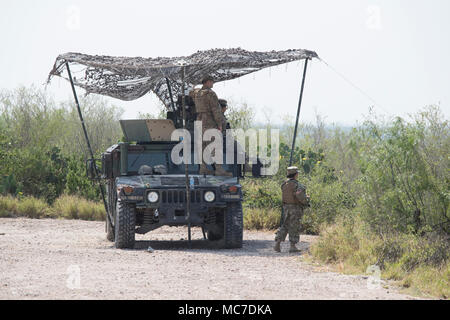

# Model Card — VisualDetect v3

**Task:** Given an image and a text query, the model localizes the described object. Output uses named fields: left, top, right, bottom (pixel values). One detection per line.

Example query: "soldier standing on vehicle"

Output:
left=274, top=166, right=310, bottom=253
left=193, top=76, right=231, bottom=176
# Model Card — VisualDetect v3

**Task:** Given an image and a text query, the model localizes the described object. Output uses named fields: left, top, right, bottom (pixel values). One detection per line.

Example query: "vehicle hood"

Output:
left=116, top=175, right=239, bottom=189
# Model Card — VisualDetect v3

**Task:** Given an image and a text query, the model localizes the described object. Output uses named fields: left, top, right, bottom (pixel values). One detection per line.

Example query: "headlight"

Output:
left=147, top=191, right=159, bottom=203
left=204, top=191, right=215, bottom=202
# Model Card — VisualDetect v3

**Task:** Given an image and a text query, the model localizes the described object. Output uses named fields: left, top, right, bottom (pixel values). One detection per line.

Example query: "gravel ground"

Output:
left=0, top=218, right=417, bottom=300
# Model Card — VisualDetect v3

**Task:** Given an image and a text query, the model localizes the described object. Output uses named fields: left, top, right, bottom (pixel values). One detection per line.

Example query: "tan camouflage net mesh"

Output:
left=48, top=48, right=318, bottom=111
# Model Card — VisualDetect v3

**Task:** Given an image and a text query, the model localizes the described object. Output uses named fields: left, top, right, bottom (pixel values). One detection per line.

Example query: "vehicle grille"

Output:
left=160, top=190, right=202, bottom=204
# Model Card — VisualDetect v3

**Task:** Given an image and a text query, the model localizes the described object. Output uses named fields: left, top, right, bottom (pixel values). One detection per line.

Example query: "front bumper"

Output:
left=119, top=187, right=242, bottom=225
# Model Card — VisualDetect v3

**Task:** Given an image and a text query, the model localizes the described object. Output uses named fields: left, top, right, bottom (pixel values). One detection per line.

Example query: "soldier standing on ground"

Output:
left=274, top=166, right=310, bottom=253
left=193, top=76, right=231, bottom=176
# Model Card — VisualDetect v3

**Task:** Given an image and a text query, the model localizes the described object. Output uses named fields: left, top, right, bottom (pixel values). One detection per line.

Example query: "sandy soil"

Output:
left=0, top=218, right=417, bottom=300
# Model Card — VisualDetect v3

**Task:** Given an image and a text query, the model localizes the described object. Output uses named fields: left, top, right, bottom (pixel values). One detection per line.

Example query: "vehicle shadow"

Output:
left=132, top=238, right=311, bottom=257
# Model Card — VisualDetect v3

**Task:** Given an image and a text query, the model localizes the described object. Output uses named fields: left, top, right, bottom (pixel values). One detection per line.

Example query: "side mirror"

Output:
left=251, top=158, right=263, bottom=178
left=101, top=152, right=113, bottom=179
left=86, top=159, right=99, bottom=180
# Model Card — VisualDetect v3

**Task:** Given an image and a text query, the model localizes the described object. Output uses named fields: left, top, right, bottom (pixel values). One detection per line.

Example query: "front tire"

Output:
left=114, top=200, right=136, bottom=249
left=223, top=202, right=243, bottom=249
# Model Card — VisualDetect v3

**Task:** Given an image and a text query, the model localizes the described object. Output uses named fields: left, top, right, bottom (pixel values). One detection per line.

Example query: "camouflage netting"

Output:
left=48, top=48, right=318, bottom=111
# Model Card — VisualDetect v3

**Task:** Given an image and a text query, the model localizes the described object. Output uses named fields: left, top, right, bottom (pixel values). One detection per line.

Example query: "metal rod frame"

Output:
left=165, top=77, right=176, bottom=111
left=65, top=62, right=112, bottom=229
left=180, top=66, right=192, bottom=248
left=289, top=58, right=310, bottom=166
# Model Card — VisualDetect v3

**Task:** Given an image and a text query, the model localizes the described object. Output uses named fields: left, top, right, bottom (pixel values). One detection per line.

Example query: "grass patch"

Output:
left=15, top=196, right=50, bottom=218
left=1, top=195, right=51, bottom=218
left=310, top=216, right=450, bottom=299
left=0, top=195, right=18, bottom=217
left=244, top=208, right=280, bottom=230
left=51, top=195, right=105, bottom=221
left=0, top=195, right=105, bottom=221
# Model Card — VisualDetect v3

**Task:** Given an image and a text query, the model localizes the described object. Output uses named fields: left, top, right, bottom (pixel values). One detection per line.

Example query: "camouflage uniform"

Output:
left=274, top=167, right=309, bottom=252
left=193, top=81, right=229, bottom=176
left=194, top=86, right=224, bottom=130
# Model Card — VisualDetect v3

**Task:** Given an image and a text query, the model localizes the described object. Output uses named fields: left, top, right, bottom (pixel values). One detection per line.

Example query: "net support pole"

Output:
left=181, top=65, right=192, bottom=248
left=289, top=58, right=310, bottom=166
left=66, top=62, right=112, bottom=230
left=165, top=77, right=176, bottom=111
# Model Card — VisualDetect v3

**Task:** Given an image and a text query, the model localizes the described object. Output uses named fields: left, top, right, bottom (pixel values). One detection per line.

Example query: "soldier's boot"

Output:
left=199, top=164, right=214, bottom=175
left=289, top=242, right=301, bottom=253
left=274, top=240, right=281, bottom=253
left=214, top=164, right=232, bottom=177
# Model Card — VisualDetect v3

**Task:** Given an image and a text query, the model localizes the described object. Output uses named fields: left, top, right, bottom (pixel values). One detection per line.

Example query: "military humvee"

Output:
left=93, top=95, right=256, bottom=249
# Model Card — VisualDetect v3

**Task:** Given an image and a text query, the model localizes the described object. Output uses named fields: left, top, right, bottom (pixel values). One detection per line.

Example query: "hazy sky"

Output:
left=1, top=0, right=449, bottom=125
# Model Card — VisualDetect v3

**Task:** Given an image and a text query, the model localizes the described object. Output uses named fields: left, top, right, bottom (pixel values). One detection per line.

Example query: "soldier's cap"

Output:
left=218, top=99, right=228, bottom=107
left=201, top=75, right=215, bottom=84
left=287, top=166, right=299, bottom=175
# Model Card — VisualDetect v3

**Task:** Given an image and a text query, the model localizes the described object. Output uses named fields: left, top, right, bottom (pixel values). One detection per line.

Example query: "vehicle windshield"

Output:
left=127, top=151, right=237, bottom=176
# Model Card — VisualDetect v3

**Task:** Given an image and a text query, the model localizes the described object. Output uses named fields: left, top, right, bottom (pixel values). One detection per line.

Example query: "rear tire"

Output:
left=114, top=200, right=136, bottom=249
left=207, top=229, right=223, bottom=241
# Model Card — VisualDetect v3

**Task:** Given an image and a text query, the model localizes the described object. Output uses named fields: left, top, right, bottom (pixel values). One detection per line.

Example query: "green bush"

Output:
left=0, top=174, right=21, bottom=196
left=356, top=108, right=449, bottom=235
left=302, top=166, right=354, bottom=234
left=0, top=86, right=122, bottom=204
left=65, top=156, right=99, bottom=201
left=242, top=178, right=282, bottom=210
left=5, top=147, right=68, bottom=204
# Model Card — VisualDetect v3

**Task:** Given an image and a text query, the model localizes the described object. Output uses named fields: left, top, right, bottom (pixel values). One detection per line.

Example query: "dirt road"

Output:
left=0, top=218, right=416, bottom=300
